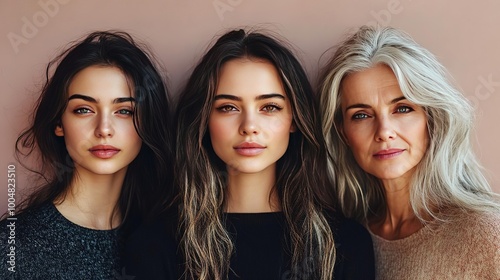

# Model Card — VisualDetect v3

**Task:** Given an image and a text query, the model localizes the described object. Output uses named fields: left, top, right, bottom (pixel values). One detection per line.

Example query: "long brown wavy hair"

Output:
left=174, top=29, right=335, bottom=280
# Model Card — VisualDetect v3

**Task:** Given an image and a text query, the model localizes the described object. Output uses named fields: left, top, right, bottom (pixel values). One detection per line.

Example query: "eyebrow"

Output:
left=214, top=93, right=285, bottom=101
left=68, top=94, right=136, bottom=104
left=344, top=96, right=406, bottom=112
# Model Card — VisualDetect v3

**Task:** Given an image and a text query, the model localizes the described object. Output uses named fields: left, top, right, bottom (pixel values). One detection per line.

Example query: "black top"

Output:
left=125, top=210, right=374, bottom=279
left=0, top=203, right=123, bottom=280
left=225, top=212, right=288, bottom=278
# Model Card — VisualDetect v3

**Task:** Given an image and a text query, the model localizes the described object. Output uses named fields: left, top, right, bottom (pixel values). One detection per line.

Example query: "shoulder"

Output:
left=437, top=211, right=500, bottom=261
left=0, top=203, right=54, bottom=238
left=442, top=210, right=500, bottom=278
left=1, top=203, right=123, bottom=279
left=446, top=210, right=500, bottom=240
left=1, top=203, right=50, bottom=222
left=458, top=211, right=500, bottom=247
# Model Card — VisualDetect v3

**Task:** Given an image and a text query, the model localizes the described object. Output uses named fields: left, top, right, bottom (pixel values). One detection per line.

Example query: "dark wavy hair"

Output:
left=13, top=31, right=173, bottom=227
left=175, top=29, right=335, bottom=280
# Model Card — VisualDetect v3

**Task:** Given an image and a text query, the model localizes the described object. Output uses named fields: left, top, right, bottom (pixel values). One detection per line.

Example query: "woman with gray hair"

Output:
left=318, top=25, right=500, bottom=279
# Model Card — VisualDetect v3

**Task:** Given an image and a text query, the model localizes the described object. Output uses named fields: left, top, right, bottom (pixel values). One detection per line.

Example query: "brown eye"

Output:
left=261, top=103, right=282, bottom=113
left=216, top=105, right=237, bottom=112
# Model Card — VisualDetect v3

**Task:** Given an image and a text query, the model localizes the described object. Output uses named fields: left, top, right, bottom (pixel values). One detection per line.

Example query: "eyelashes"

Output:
left=261, top=103, right=283, bottom=113
left=73, top=108, right=93, bottom=115
left=215, top=104, right=237, bottom=113
left=352, top=112, right=369, bottom=120
left=215, top=102, right=284, bottom=113
left=72, top=107, right=135, bottom=116
left=350, top=105, right=415, bottom=120
left=395, top=105, right=413, bottom=113
left=116, top=109, right=134, bottom=115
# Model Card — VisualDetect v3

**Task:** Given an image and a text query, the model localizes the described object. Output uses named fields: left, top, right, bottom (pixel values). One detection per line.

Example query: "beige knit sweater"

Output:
left=369, top=211, right=500, bottom=280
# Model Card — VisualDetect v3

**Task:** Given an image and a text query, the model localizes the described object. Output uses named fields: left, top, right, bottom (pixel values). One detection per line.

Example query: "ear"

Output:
left=54, top=124, right=64, bottom=136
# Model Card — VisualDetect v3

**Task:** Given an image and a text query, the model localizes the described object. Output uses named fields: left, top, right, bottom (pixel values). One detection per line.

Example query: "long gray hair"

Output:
left=319, top=26, right=500, bottom=223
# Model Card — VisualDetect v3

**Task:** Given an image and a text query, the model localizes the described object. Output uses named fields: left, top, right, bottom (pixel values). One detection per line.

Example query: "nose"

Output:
left=375, top=116, right=396, bottom=142
left=94, top=114, right=114, bottom=138
left=239, top=112, right=259, bottom=136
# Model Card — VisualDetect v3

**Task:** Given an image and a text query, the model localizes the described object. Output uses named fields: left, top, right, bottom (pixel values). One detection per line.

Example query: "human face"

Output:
left=209, top=58, right=295, bottom=175
left=340, top=64, right=429, bottom=185
left=55, top=66, right=142, bottom=178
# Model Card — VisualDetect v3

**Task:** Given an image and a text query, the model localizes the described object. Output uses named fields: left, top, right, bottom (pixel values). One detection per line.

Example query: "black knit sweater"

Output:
left=0, top=202, right=123, bottom=280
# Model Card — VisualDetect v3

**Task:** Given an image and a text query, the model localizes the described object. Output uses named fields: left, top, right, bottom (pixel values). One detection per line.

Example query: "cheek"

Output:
left=274, top=120, right=292, bottom=142
left=268, top=114, right=291, bottom=130
left=343, top=125, right=367, bottom=151
left=263, top=113, right=294, bottom=139
left=121, top=122, right=142, bottom=151
left=413, top=120, right=430, bottom=155
left=208, top=115, right=230, bottom=148
left=123, top=121, right=138, bottom=134
left=208, top=117, right=223, bottom=135
left=61, top=126, right=91, bottom=163
left=129, top=131, right=143, bottom=153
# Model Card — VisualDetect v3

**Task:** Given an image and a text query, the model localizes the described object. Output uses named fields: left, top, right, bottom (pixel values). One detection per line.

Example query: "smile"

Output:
left=89, top=145, right=120, bottom=159
left=373, top=149, right=405, bottom=160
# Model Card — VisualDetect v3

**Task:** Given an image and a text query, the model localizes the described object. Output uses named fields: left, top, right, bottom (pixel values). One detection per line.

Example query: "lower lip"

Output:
left=374, top=150, right=404, bottom=160
left=234, top=148, right=265, bottom=156
left=90, top=150, right=119, bottom=159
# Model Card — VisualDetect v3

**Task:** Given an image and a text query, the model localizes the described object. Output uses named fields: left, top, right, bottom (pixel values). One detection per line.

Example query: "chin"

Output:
left=371, top=169, right=414, bottom=181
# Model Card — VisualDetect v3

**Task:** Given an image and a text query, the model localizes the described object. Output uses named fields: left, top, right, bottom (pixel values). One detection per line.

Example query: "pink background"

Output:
left=1, top=0, right=499, bottom=213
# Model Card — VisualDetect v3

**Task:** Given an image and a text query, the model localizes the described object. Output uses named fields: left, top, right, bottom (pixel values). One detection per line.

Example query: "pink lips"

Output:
left=234, top=142, right=266, bottom=156
left=373, top=148, right=405, bottom=160
left=89, top=145, right=120, bottom=159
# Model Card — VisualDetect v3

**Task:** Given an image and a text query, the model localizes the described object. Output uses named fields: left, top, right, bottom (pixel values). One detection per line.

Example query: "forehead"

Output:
left=341, top=64, right=402, bottom=104
left=216, top=58, right=285, bottom=95
left=68, top=66, right=133, bottom=99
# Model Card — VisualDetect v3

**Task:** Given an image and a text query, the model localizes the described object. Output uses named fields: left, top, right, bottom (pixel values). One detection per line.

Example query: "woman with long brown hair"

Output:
left=126, top=28, right=374, bottom=280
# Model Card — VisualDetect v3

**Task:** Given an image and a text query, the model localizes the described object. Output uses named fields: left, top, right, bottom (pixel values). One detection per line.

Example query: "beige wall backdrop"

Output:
left=1, top=0, right=499, bottom=212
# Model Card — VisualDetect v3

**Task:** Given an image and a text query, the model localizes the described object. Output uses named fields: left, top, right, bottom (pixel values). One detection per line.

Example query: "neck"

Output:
left=54, top=167, right=126, bottom=230
left=370, top=179, right=423, bottom=240
left=225, top=165, right=280, bottom=213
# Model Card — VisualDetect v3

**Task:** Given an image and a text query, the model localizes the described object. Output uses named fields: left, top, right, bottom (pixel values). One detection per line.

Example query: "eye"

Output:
left=216, top=104, right=237, bottom=113
left=261, top=103, right=283, bottom=113
left=395, top=105, right=414, bottom=114
left=352, top=113, right=369, bottom=120
left=117, top=109, right=134, bottom=115
left=73, top=108, right=92, bottom=114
